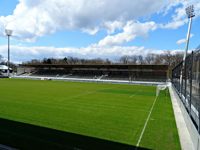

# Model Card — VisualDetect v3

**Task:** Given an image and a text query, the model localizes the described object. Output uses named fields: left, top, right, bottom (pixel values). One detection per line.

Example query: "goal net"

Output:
left=156, top=85, right=167, bottom=97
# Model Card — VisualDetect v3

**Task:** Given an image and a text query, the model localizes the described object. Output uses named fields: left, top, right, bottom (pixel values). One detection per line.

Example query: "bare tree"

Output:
left=145, top=53, right=156, bottom=65
left=22, top=51, right=184, bottom=67
left=119, top=56, right=129, bottom=64
left=129, top=55, right=138, bottom=64
left=0, top=55, right=3, bottom=63
left=137, top=55, right=144, bottom=65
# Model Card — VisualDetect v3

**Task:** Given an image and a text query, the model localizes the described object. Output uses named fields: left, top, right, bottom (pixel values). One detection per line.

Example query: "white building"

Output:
left=0, top=65, right=12, bottom=76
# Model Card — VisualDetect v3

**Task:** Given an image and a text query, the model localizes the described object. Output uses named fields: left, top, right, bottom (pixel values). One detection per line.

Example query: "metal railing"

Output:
left=172, top=49, right=200, bottom=132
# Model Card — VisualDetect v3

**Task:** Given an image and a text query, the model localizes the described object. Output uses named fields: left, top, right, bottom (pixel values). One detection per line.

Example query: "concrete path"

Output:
left=169, top=85, right=195, bottom=150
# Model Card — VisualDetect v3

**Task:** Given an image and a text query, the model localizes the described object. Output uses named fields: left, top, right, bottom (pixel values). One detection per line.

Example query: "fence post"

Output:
left=181, top=62, right=184, bottom=103
left=189, top=52, right=193, bottom=116
left=179, top=63, right=182, bottom=98
left=172, top=50, right=200, bottom=133
left=184, top=56, right=188, bottom=110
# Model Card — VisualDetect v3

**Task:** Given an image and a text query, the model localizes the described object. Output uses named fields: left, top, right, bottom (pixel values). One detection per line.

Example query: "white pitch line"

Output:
left=129, top=90, right=143, bottom=98
left=129, top=94, right=135, bottom=98
left=136, top=95, right=158, bottom=147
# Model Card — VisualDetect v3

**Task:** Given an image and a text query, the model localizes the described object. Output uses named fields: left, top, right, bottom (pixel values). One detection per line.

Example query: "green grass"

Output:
left=0, top=79, right=181, bottom=149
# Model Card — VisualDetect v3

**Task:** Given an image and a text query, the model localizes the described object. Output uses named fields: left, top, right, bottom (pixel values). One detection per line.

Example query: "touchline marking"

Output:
left=136, top=95, right=158, bottom=147
left=129, top=90, right=143, bottom=98
left=129, top=94, right=135, bottom=98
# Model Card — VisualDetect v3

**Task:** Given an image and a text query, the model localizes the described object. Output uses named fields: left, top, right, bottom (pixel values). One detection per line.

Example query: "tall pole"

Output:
left=5, top=29, right=12, bottom=77
left=183, top=17, right=193, bottom=63
left=180, top=5, right=195, bottom=97
left=7, top=35, right=10, bottom=77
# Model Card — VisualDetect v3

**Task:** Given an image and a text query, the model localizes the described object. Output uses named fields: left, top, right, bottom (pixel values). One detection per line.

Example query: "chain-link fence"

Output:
left=172, top=49, right=200, bottom=132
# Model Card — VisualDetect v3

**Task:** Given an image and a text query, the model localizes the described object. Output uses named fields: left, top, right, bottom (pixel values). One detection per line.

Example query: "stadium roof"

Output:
left=0, top=65, right=8, bottom=70
left=0, top=65, right=12, bottom=70
left=20, top=64, right=168, bottom=68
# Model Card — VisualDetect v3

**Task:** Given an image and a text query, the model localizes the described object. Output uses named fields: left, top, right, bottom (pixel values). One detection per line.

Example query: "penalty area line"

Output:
left=136, top=95, right=158, bottom=147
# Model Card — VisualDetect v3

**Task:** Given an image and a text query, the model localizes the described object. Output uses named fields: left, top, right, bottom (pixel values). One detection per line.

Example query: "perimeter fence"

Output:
left=172, top=49, right=200, bottom=132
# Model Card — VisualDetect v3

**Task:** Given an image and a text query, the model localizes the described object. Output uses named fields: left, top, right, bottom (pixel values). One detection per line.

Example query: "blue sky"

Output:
left=0, top=0, right=200, bottom=63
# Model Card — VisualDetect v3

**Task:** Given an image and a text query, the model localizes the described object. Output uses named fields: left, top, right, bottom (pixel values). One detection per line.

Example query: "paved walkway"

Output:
left=169, top=85, right=195, bottom=150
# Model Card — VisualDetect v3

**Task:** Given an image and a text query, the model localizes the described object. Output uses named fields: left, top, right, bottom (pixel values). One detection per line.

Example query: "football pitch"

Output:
left=0, top=79, right=181, bottom=150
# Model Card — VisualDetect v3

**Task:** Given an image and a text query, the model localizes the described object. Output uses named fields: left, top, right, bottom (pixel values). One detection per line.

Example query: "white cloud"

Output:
left=97, top=21, right=157, bottom=47
left=161, top=6, right=187, bottom=29
left=176, top=34, right=194, bottom=45
left=0, top=0, right=198, bottom=46
left=0, top=0, right=199, bottom=63
left=176, top=38, right=187, bottom=45
left=0, top=44, right=170, bottom=63
left=0, top=0, right=167, bottom=41
left=82, top=27, right=99, bottom=35
left=161, top=0, right=200, bottom=29
left=103, top=21, right=124, bottom=34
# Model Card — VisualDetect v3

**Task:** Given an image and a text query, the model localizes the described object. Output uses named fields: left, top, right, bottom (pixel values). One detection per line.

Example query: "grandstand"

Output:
left=17, top=64, right=169, bottom=82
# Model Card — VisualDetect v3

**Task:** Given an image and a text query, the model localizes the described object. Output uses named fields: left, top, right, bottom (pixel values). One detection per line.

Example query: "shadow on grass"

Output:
left=0, top=118, right=150, bottom=150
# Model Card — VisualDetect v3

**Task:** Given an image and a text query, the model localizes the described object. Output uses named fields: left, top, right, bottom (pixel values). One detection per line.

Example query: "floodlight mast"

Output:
left=184, top=5, right=195, bottom=58
left=5, top=29, right=13, bottom=77
left=180, top=5, right=195, bottom=98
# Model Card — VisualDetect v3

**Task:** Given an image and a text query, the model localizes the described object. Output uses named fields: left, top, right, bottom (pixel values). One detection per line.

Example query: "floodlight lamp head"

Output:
left=5, top=29, right=13, bottom=36
left=185, top=5, right=195, bottom=18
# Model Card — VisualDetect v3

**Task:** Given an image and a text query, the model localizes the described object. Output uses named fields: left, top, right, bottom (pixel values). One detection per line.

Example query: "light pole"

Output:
left=5, top=29, right=13, bottom=77
left=184, top=5, right=195, bottom=60
left=180, top=5, right=195, bottom=98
